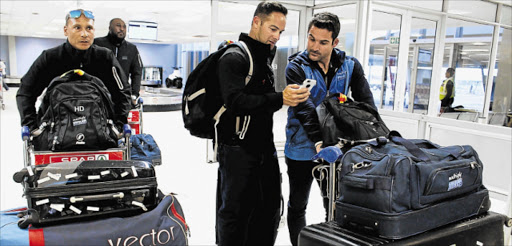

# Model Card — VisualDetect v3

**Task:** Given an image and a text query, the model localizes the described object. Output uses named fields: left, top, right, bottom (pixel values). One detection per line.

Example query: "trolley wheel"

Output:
left=505, top=217, right=512, bottom=228
left=17, top=216, right=31, bottom=229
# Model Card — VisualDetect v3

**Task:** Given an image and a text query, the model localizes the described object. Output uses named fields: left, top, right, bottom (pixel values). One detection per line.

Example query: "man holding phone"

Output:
left=283, top=12, right=375, bottom=246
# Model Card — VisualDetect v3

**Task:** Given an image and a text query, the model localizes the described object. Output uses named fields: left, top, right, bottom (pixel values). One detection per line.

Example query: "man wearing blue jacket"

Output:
left=284, top=12, right=375, bottom=246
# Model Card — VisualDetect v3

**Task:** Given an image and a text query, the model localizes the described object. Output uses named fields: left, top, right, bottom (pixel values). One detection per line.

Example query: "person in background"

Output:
left=284, top=12, right=375, bottom=246
left=440, top=67, right=455, bottom=113
left=16, top=9, right=131, bottom=144
left=95, top=18, right=142, bottom=106
left=215, top=2, right=309, bottom=245
left=0, top=59, right=8, bottom=91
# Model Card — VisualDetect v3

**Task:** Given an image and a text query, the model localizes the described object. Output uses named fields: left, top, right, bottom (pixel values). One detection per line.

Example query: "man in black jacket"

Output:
left=215, top=2, right=310, bottom=245
left=95, top=18, right=143, bottom=104
left=16, top=9, right=131, bottom=138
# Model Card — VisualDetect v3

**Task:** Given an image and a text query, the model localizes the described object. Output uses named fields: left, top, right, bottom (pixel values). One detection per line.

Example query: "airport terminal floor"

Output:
left=0, top=87, right=327, bottom=246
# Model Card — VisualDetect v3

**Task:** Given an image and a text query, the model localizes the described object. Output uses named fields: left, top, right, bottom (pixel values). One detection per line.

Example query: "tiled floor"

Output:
left=0, top=88, right=326, bottom=246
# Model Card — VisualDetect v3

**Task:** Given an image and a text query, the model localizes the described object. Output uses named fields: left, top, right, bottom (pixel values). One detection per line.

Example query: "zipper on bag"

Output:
left=423, top=160, right=481, bottom=195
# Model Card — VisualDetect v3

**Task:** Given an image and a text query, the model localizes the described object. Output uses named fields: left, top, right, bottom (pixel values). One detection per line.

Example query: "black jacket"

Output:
left=16, top=41, right=131, bottom=130
left=216, top=33, right=283, bottom=153
left=95, top=33, right=143, bottom=97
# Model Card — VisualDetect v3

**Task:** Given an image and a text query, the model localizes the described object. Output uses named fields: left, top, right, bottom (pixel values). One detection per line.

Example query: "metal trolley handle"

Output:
left=70, top=192, right=124, bottom=203
left=312, top=146, right=343, bottom=222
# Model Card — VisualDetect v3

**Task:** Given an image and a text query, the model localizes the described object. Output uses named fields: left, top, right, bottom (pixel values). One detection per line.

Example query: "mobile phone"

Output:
left=300, top=79, right=317, bottom=91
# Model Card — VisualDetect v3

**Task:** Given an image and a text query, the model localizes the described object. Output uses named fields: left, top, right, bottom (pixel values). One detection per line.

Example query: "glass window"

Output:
left=367, top=11, right=402, bottom=110
left=439, top=18, right=494, bottom=118
left=387, top=1, right=443, bottom=12
left=447, top=0, right=497, bottom=23
left=404, top=18, right=437, bottom=114
left=489, top=27, right=512, bottom=127
left=501, top=5, right=512, bottom=26
left=313, top=4, right=357, bottom=56
left=274, top=9, right=300, bottom=91
left=179, top=42, right=209, bottom=83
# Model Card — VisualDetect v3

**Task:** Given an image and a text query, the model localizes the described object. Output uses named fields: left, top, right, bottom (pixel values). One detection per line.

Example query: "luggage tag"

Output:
left=47, top=172, right=61, bottom=181
left=50, top=203, right=65, bottom=212
left=88, top=175, right=101, bottom=180
left=65, top=173, right=79, bottom=179
left=36, top=198, right=50, bottom=206
left=69, top=205, right=82, bottom=214
left=27, top=166, right=34, bottom=176
left=87, top=206, right=100, bottom=212
left=37, top=176, right=51, bottom=184
left=131, top=166, right=138, bottom=177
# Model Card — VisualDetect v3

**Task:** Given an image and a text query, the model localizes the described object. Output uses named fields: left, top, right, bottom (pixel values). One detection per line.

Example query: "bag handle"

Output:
left=388, top=131, right=462, bottom=160
left=60, top=69, right=94, bottom=81
left=388, top=131, right=431, bottom=162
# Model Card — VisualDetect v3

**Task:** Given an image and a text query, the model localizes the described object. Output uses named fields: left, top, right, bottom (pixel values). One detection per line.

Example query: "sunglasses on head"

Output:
left=68, top=9, right=94, bottom=20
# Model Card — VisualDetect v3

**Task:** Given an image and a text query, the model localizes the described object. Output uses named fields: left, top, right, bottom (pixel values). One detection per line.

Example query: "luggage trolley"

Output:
left=22, top=124, right=133, bottom=167
left=15, top=125, right=162, bottom=229
left=312, top=146, right=343, bottom=221
left=128, top=98, right=144, bottom=135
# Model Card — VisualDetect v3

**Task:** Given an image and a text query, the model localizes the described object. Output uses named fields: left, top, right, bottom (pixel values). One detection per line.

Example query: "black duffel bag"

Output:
left=316, top=94, right=389, bottom=149
left=336, top=131, right=490, bottom=239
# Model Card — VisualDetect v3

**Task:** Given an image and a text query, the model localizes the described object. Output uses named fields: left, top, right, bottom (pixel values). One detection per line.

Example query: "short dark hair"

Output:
left=109, top=18, right=124, bottom=27
left=253, top=1, right=288, bottom=22
left=447, top=68, right=455, bottom=77
left=308, top=12, right=340, bottom=42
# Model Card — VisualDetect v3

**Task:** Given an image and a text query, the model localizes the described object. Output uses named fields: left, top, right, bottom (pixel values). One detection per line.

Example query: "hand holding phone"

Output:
left=300, top=79, right=316, bottom=92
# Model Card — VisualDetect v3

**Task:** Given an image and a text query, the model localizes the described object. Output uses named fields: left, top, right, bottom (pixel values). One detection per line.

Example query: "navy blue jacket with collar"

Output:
left=284, top=48, right=375, bottom=161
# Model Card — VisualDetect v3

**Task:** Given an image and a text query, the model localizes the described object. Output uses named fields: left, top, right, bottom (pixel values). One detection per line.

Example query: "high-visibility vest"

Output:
left=440, top=77, right=454, bottom=100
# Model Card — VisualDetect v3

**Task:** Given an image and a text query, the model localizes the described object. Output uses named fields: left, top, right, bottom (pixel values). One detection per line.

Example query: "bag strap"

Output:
left=387, top=131, right=462, bottom=160
left=237, top=41, right=253, bottom=85
left=388, top=131, right=431, bottom=162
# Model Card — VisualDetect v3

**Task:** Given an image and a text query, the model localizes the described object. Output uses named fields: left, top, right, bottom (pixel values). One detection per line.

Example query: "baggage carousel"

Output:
left=140, top=86, right=182, bottom=112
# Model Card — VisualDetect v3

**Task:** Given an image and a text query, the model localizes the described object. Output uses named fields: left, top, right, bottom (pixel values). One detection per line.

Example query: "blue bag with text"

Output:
left=0, top=194, right=188, bottom=246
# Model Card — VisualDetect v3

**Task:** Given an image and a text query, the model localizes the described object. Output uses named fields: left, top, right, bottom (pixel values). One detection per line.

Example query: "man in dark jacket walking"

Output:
left=215, top=2, right=309, bottom=245
left=95, top=18, right=143, bottom=104
left=16, top=9, right=131, bottom=140
left=284, top=12, right=375, bottom=246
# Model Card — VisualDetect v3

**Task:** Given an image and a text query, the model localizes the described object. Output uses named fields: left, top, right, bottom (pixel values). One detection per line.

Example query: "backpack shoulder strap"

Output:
left=236, top=41, right=253, bottom=85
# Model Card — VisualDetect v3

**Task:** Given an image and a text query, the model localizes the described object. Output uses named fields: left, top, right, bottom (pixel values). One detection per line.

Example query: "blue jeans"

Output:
left=216, top=144, right=281, bottom=246
left=285, top=157, right=329, bottom=246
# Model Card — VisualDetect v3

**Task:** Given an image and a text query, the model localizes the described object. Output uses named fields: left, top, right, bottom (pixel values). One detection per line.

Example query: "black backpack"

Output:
left=35, top=69, right=119, bottom=151
left=316, top=94, right=390, bottom=150
left=182, top=41, right=252, bottom=139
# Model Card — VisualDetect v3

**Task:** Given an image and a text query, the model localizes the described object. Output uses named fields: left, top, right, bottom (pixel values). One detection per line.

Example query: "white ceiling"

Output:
left=0, top=1, right=265, bottom=44
left=1, top=0, right=510, bottom=45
